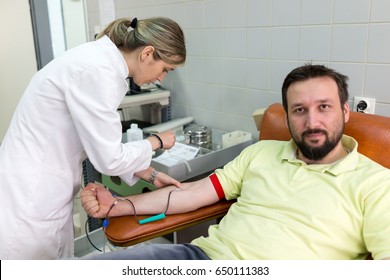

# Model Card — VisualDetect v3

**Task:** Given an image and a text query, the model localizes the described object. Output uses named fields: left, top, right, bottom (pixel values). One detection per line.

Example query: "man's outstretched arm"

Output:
left=81, top=176, right=221, bottom=219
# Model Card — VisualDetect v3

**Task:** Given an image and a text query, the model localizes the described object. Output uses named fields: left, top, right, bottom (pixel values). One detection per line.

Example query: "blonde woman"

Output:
left=0, top=17, right=186, bottom=259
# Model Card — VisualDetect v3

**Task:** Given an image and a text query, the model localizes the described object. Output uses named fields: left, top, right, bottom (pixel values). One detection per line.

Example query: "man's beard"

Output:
left=294, top=128, right=343, bottom=161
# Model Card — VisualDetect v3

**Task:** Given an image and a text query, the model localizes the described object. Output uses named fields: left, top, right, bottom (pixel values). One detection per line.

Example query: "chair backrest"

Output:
left=259, top=103, right=390, bottom=169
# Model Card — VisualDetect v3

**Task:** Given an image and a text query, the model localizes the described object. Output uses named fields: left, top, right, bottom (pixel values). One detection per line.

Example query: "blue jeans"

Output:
left=83, top=243, right=210, bottom=260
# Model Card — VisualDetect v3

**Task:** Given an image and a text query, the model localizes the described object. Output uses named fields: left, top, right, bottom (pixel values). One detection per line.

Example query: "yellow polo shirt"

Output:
left=192, top=135, right=390, bottom=259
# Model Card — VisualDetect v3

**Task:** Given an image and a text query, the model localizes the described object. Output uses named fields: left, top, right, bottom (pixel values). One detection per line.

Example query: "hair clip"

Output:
left=127, top=17, right=138, bottom=32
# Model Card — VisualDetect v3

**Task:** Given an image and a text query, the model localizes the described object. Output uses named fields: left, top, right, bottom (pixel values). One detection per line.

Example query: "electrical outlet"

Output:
left=353, top=97, right=376, bottom=114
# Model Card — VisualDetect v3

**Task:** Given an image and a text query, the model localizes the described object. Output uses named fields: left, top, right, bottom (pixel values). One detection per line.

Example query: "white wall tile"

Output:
left=164, top=3, right=187, bottom=28
left=114, top=0, right=154, bottom=9
left=202, top=84, right=225, bottom=111
left=204, top=29, right=225, bottom=57
left=224, top=59, right=247, bottom=87
left=170, top=79, right=189, bottom=105
left=271, top=27, right=300, bottom=60
left=246, top=59, right=270, bottom=90
left=169, top=65, right=187, bottom=82
left=375, top=103, right=390, bottom=117
left=224, top=115, right=259, bottom=139
left=224, top=29, right=247, bottom=58
left=223, top=0, right=247, bottom=28
left=204, top=0, right=224, bottom=28
left=272, top=0, right=300, bottom=26
left=186, top=30, right=205, bottom=56
left=367, top=24, right=390, bottom=63
left=186, top=82, right=208, bottom=109
left=224, top=88, right=277, bottom=132
left=299, top=26, right=331, bottom=61
left=331, top=25, right=368, bottom=62
left=204, top=58, right=225, bottom=85
left=144, top=4, right=172, bottom=19
left=247, top=0, right=272, bottom=27
left=301, top=0, right=333, bottom=25
left=364, top=64, right=390, bottom=103
left=156, top=0, right=193, bottom=5
left=247, top=28, right=271, bottom=59
left=186, top=57, right=205, bottom=83
left=224, top=87, right=253, bottom=116
left=248, top=90, right=282, bottom=111
left=371, top=0, right=390, bottom=22
left=194, top=109, right=228, bottom=131
left=333, top=0, right=371, bottom=23
left=182, top=1, right=204, bottom=29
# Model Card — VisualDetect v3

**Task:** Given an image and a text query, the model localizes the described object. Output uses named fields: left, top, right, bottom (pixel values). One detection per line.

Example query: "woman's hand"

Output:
left=157, top=131, right=176, bottom=149
left=135, top=167, right=182, bottom=189
left=147, top=130, right=176, bottom=150
left=152, top=171, right=181, bottom=189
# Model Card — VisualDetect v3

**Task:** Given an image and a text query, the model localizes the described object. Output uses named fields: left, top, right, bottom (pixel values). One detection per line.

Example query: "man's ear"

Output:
left=140, top=46, right=155, bottom=61
left=343, top=102, right=350, bottom=123
left=285, top=115, right=289, bottom=130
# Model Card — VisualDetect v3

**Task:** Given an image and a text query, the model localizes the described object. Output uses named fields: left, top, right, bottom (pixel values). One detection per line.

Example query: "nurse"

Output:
left=0, top=17, right=186, bottom=259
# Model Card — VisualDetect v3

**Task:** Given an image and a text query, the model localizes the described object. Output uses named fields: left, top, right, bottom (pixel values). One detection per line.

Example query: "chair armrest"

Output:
left=104, top=199, right=235, bottom=247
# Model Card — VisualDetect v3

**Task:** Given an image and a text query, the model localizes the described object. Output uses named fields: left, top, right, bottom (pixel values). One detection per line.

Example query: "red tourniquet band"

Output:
left=209, top=173, right=225, bottom=200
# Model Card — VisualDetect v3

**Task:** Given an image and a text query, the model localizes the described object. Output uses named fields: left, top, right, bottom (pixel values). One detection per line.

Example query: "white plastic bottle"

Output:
left=126, top=123, right=143, bottom=142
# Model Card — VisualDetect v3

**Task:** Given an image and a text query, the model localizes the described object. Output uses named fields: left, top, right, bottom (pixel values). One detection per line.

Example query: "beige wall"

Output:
left=0, top=0, right=37, bottom=143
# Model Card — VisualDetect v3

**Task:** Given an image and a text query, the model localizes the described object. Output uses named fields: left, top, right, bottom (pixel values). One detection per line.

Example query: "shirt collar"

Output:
left=281, top=135, right=359, bottom=176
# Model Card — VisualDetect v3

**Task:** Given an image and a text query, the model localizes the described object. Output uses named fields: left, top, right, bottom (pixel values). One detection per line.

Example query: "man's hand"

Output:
left=81, top=183, right=116, bottom=218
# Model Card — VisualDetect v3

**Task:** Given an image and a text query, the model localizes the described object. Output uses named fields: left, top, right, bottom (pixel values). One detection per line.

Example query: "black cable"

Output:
left=85, top=217, right=102, bottom=252
left=123, top=198, right=140, bottom=222
left=164, top=189, right=175, bottom=214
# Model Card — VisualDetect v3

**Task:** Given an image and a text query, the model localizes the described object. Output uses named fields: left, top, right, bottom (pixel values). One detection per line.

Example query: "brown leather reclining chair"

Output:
left=104, top=103, right=390, bottom=249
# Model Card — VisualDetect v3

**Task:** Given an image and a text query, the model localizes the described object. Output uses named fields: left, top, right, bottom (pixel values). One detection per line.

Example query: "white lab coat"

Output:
left=0, top=36, right=152, bottom=259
